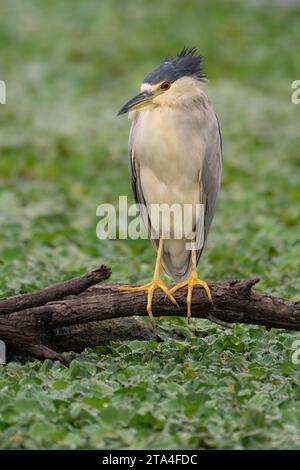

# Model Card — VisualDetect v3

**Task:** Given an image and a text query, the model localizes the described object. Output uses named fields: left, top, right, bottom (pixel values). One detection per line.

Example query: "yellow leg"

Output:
left=169, top=249, right=212, bottom=322
left=119, top=235, right=178, bottom=322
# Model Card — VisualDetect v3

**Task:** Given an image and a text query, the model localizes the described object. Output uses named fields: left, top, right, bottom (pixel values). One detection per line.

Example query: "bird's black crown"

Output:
left=143, top=47, right=206, bottom=85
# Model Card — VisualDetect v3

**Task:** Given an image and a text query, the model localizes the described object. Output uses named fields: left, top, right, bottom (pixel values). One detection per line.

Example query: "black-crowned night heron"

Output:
left=118, top=48, right=222, bottom=322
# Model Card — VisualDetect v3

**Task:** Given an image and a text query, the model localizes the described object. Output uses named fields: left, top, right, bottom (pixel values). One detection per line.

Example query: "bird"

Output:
left=117, top=48, right=222, bottom=322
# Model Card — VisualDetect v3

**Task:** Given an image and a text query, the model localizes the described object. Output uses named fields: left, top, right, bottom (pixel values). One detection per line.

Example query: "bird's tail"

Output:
left=160, top=239, right=194, bottom=283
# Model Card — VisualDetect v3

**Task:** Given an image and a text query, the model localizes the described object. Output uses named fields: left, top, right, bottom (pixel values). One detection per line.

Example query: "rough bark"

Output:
left=7, top=318, right=162, bottom=363
left=0, top=265, right=299, bottom=365
left=0, top=265, right=111, bottom=315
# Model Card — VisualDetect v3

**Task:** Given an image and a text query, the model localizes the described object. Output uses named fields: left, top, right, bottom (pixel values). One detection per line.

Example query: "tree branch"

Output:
left=0, top=267, right=299, bottom=364
left=0, top=265, right=111, bottom=315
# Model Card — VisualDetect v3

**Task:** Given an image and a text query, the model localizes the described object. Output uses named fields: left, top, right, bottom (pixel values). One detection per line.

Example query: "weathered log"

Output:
left=0, top=265, right=300, bottom=364
left=0, top=265, right=111, bottom=315
left=6, top=318, right=162, bottom=363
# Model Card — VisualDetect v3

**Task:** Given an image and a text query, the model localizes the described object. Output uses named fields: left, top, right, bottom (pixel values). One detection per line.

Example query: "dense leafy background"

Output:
left=0, top=0, right=300, bottom=449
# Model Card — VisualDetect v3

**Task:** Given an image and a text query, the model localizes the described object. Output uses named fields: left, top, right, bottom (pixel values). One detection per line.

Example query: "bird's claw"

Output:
left=169, top=271, right=212, bottom=322
left=119, top=278, right=178, bottom=322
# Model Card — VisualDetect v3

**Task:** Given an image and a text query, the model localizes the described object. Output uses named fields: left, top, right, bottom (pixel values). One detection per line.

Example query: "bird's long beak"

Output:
left=117, top=90, right=154, bottom=116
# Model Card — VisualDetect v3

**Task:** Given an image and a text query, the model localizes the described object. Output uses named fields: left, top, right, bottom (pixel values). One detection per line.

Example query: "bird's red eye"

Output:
left=160, top=81, right=171, bottom=91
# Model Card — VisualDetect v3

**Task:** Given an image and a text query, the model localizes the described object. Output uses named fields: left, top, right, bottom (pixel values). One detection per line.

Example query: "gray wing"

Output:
left=196, top=113, right=222, bottom=264
left=128, top=113, right=155, bottom=240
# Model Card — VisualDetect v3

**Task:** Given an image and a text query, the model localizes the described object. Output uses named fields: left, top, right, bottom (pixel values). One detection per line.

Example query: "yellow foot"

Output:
left=119, top=278, right=178, bottom=322
left=169, top=271, right=212, bottom=322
